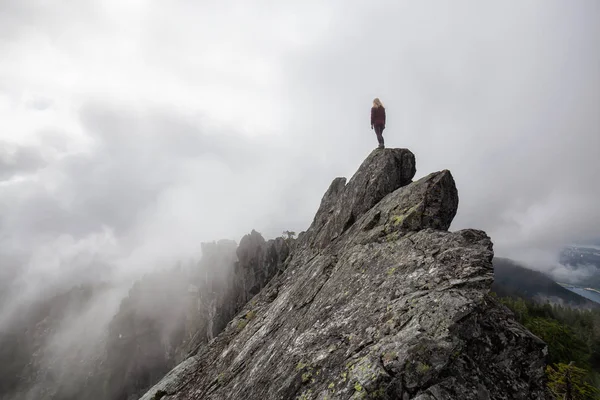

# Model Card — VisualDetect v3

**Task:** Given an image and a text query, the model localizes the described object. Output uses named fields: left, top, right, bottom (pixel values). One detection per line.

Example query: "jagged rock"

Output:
left=348, top=170, right=458, bottom=246
left=140, top=149, right=549, bottom=400
left=192, top=240, right=238, bottom=346
left=234, top=231, right=290, bottom=305
left=305, top=148, right=416, bottom=249
left=183, top=232, right=290, bottom=358
left=237, top=230, right=268, bottom=270
left=19, top=233, right=291, bottom=400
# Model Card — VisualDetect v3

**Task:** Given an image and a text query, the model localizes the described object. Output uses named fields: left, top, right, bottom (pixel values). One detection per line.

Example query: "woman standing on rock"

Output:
left=371, top=98, right=386, bottom=149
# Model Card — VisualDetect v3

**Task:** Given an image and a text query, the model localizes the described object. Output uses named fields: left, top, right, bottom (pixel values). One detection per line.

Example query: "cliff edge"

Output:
left=140, top=149, right=549, bottom=400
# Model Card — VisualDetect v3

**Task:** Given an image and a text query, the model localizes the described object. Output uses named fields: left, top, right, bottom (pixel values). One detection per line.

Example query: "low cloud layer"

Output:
left=1, top=0, right=599, bottom=326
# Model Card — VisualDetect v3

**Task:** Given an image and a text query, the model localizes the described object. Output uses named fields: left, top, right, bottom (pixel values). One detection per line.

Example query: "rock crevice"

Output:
left=304, top=148, right=416, bottom=249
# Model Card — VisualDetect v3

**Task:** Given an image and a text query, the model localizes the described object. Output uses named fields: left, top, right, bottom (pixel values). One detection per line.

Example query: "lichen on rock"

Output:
left=139, top=149, right=549, bottom=400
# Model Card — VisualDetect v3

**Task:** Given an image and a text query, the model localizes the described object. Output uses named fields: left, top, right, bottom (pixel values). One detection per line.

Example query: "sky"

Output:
left=1, top=0, right=600, bottom=318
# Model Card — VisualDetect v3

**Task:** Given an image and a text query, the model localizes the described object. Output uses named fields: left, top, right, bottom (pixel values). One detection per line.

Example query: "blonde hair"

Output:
left=372, top=98, right=384, bottom=108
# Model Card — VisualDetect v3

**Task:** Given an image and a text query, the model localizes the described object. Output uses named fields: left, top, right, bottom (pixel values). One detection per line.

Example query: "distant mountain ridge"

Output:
left=559, top=245, right=600, bottom=290
left=492, top=257, right=599, bottom=308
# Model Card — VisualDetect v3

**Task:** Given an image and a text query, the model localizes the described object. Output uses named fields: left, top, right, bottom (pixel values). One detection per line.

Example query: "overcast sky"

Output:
left=1, top=0, right=599, bottom=310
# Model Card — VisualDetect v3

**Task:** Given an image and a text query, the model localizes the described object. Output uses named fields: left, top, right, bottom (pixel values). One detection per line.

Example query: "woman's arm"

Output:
left=370, top=107, right=375, bottom=127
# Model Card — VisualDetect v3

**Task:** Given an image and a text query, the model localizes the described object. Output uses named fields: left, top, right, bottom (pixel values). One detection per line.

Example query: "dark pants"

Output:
left=374, top=124, right=385, bottom=146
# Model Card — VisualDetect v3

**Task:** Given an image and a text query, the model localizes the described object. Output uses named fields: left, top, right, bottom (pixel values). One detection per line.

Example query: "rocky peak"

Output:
left=140, top=149, right=549, bottom=400
left=305, top=149, right=416, bottom=249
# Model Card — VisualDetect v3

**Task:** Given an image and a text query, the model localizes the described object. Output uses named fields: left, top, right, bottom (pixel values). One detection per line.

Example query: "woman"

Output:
left=370, top=98, right=386, bottom=149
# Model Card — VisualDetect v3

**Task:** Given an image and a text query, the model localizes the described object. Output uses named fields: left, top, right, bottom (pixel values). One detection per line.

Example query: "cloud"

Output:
left=0, top=141, right=48, bottom=179
left=0, top=0, right=599, bottom=371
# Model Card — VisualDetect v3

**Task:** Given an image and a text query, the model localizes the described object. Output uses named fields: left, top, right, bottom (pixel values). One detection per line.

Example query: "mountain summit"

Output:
left=140, top=149, right=549, bottom=400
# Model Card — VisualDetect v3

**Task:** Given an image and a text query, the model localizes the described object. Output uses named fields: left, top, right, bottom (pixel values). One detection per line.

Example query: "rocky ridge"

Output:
left=140, top=148, right=549, bottom=400
left=103, top=233, right=291, bottom=400
left=0, top=234, right=290, bottom=400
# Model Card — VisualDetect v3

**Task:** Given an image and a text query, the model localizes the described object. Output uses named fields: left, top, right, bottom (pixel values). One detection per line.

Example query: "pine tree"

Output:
left=546, top=363, right=600, bottom=400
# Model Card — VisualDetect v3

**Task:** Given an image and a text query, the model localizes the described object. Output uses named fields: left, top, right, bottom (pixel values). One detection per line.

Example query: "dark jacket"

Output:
left=371, top=106, right=386, bottom=126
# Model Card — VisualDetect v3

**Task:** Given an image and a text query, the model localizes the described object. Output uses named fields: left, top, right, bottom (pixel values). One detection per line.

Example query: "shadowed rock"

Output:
left=350, top=170, right=459, bottom=245
left=184, top=231, right=290, bottom=356
left=234, top=230, right=290, bottom=305
left=305, top=148, right=416, bottom=248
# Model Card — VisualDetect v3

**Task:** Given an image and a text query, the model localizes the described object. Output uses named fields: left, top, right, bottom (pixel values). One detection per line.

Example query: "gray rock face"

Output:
left=347, top=170, right=458, bottom=246
left=235, top=231, right=291, bottom=305
left=140, top=149, right=548, bottom=400
left=185, top=232, right=290, bottom=356
left=305, top=148, right=416, bottom=249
